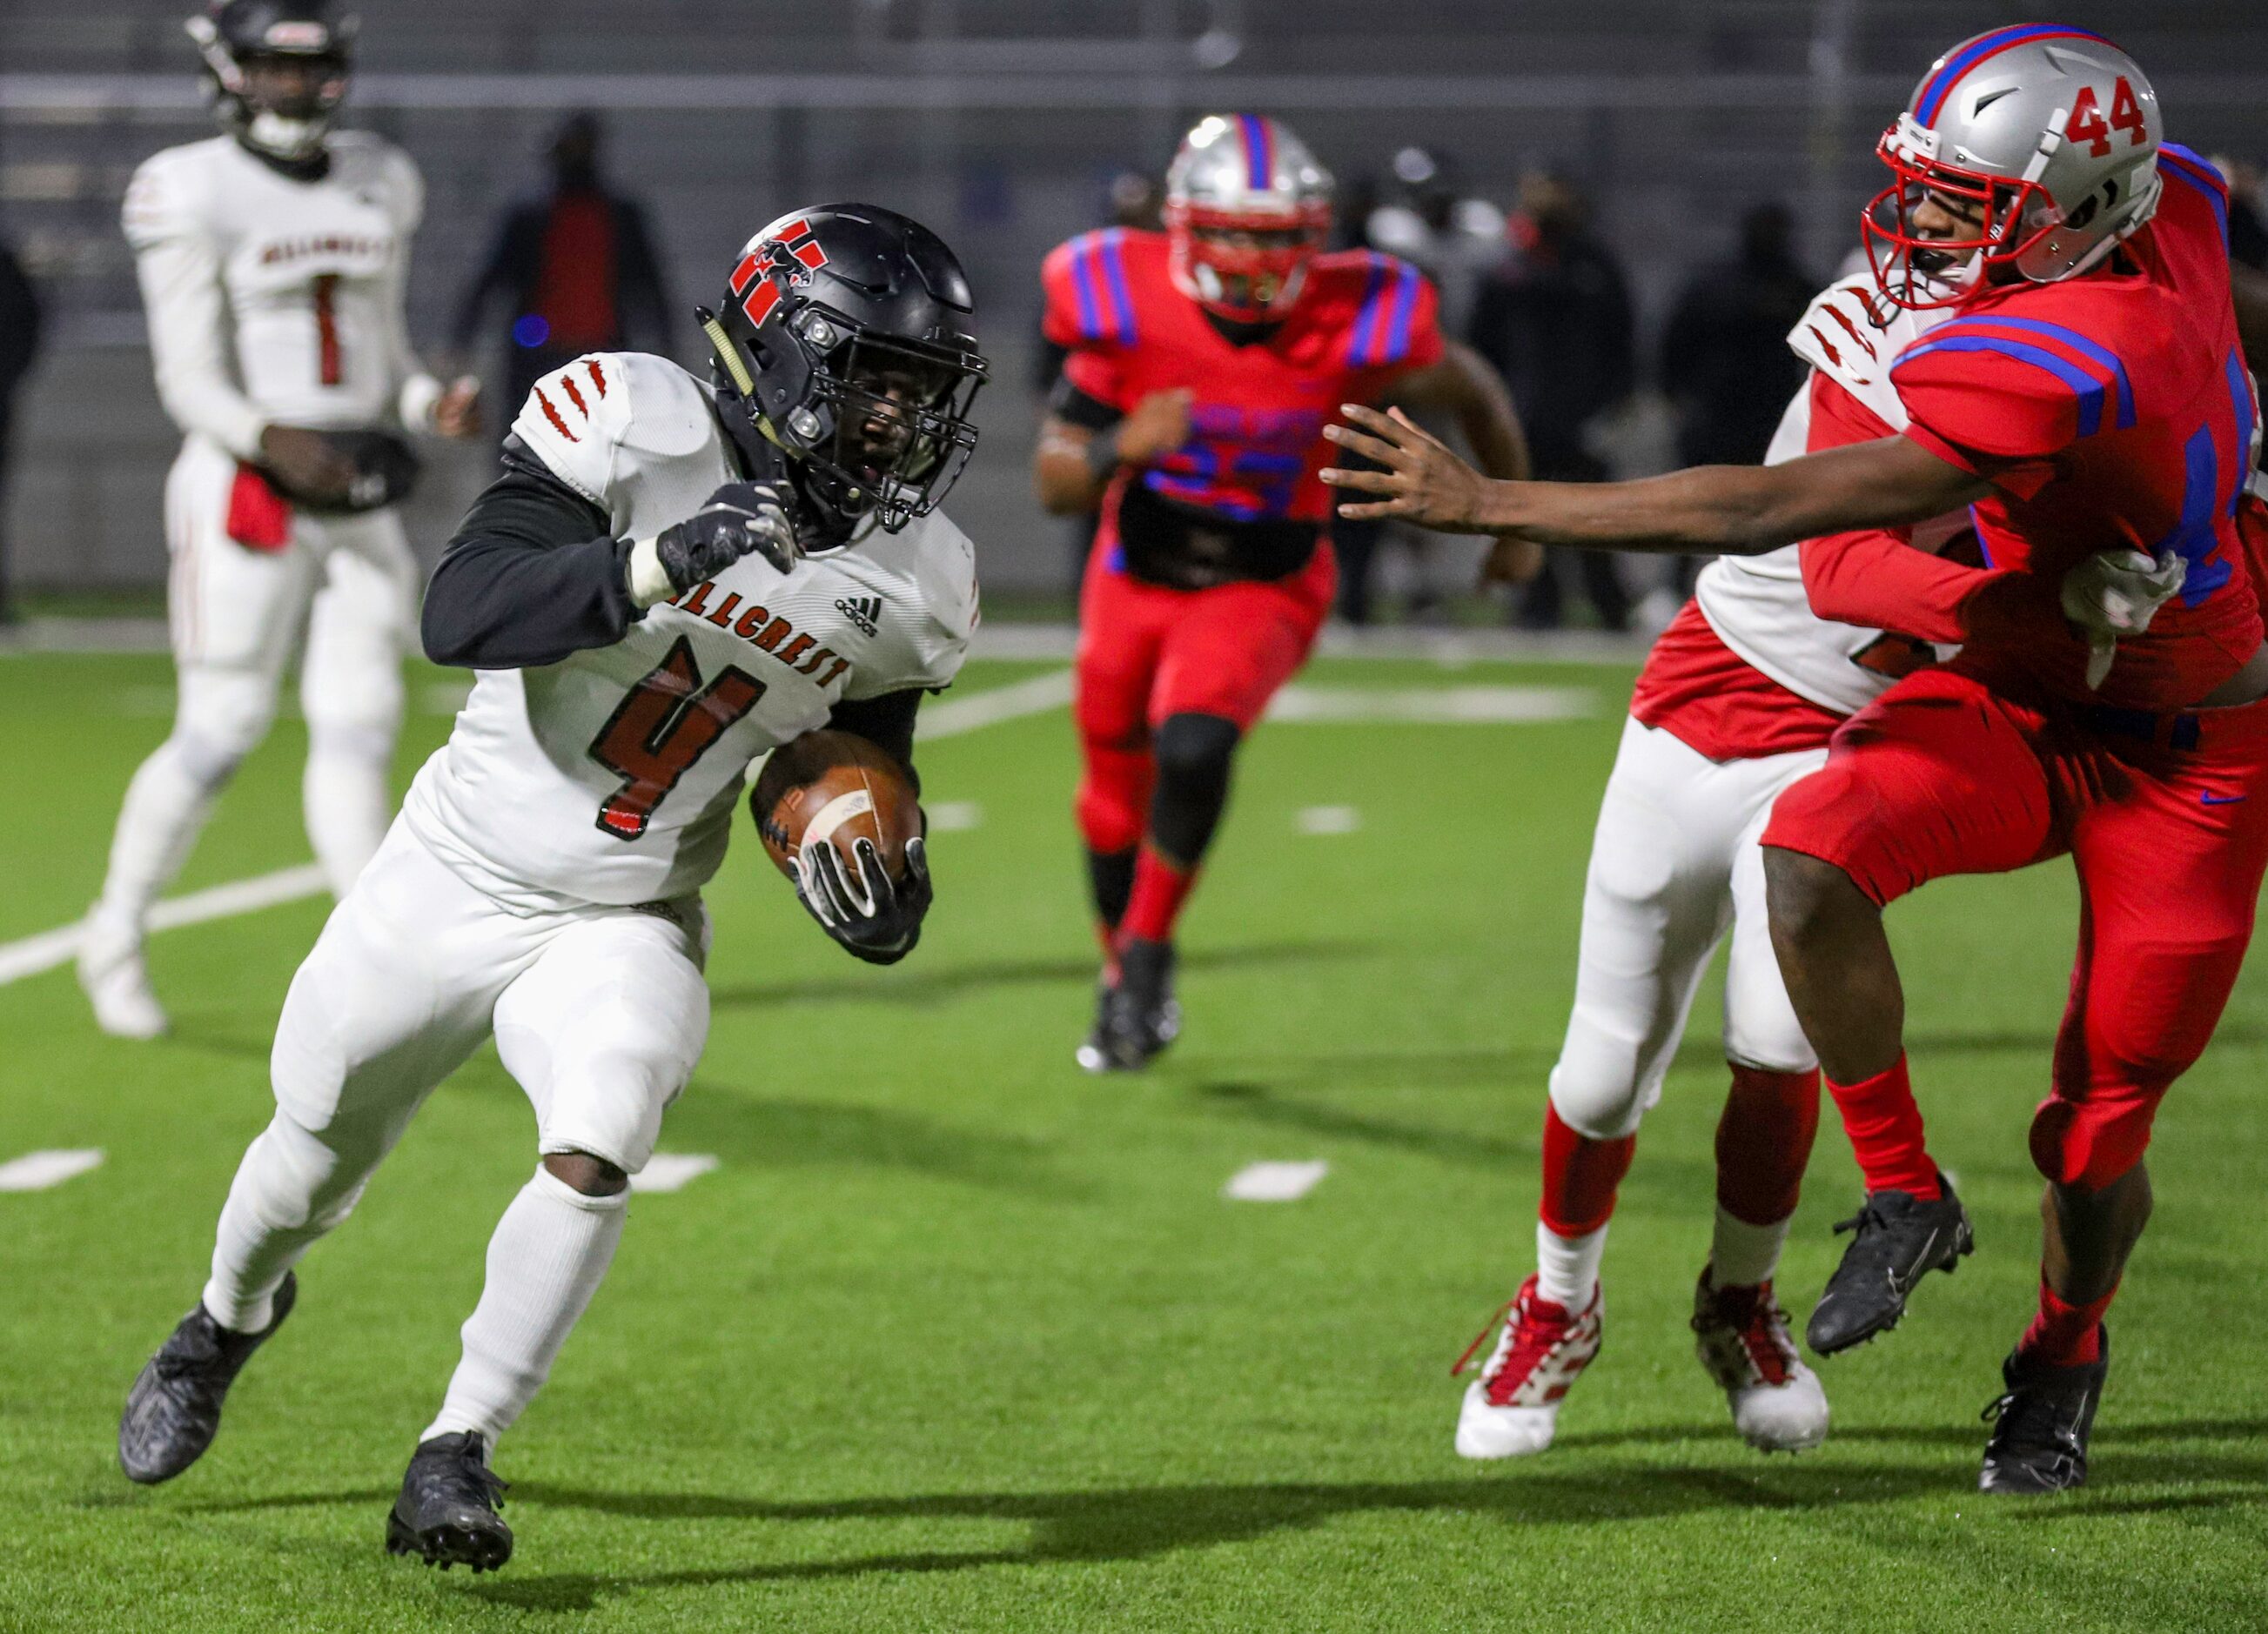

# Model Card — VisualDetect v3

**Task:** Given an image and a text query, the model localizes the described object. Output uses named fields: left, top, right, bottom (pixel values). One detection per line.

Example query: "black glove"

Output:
left=655, top=481, right=800, bottom=592
left=267, top=428, right=421, bottom=514
left=795, top=834, right=932, bottom=965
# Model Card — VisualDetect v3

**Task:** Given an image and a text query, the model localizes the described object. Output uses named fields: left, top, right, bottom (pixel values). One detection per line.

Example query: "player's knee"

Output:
left=1150, top=713, right=1239, bottom=862
left=171, top=671, right=277, bottom=789
left=2029, top=1093, right=2162, bottom=1190
left=543, top=1149, right=629, bottom=1197
left=1076, top=778, right=1145, bottom=856
left=1547, top=1052, right=1650, bottom=1142
left=1763, top=845, right=1866, bottom=954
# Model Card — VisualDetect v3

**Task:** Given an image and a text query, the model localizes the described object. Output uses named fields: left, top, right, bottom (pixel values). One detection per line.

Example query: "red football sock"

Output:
left=1539, top=1102, right=1637, bottom=1238
left=1826, top=1054, right=1940, bottom=1199
left=2019, top=1277, right=2116, bottom=1368
left=1715, top=1065, right=1821, bottom=1227
left=1119, top=846, right=1197, bottom=946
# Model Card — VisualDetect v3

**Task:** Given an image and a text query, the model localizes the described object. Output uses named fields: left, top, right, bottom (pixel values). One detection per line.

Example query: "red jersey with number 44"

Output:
left=1888, top=144, right=2263, bottom=709
left=1043, top=228, right=1443, bottom=527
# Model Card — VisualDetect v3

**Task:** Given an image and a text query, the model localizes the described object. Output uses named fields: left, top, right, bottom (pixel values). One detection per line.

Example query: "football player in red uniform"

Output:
left=1037, top=114, right=1533, bottom=1071
left=1325, top=28, right=2268, bottom=1491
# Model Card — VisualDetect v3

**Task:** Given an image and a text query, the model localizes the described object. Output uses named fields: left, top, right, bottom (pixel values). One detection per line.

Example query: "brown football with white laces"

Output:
left=748, top=729, right=920, bottom=883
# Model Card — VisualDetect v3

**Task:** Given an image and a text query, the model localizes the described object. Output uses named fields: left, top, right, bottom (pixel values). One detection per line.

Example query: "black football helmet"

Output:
left=701, top=204, right=986, bottom=541
left=185, top=1, right=356, bottom=164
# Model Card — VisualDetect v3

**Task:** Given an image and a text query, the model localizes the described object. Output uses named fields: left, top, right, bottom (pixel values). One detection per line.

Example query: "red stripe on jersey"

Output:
left=586, top=358, right=607, bottom=398
left=537, top=386, right=577, bottom=442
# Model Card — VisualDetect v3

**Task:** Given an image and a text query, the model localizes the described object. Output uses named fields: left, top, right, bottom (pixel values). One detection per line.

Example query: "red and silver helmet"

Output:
left=1864, top=24, right=2163, bottom=310
left=1164, top=114, right=1333, bottom=323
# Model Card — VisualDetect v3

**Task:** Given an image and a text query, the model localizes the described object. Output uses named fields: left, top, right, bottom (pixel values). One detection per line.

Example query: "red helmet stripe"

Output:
left=728, top=254, right=761, bottom=296
left=742, top=279, right=782, bottom=328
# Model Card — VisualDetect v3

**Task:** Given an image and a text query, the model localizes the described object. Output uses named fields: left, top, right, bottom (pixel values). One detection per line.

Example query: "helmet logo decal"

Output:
left=732, top=219, right=830, bottom=331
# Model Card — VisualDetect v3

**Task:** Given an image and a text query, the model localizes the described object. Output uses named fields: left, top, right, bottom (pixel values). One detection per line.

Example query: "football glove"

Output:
left=2062, top=548, right=2186, bottom=689
left=655, top=481, right=801, bottom=593
left=795, top=834, right=931, bottom=966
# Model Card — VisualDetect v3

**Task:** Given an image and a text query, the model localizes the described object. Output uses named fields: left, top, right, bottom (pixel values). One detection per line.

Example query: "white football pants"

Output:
left=1547, top=715, right=1827, bottom=1142
left=93, top=436, right=417, bottom=934
left=201, top=820, right=712, bottom=1443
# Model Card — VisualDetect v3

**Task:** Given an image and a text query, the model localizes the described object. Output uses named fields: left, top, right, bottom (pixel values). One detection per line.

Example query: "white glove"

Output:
left=2061, top=548, right=2186, bottom=689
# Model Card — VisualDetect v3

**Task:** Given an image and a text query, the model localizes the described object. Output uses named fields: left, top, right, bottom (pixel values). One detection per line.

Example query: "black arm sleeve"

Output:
left=420, top=440, right=640, bottom=669
left=825, top=687, right=924, bottom=795
left=1047, top=375, right=1123, bottom=431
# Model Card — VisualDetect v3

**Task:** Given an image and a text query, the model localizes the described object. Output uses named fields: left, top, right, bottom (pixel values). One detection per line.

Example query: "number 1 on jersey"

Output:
left=588, top=637, right=767, bottom=840
left=312, top=273, right=344, bottom=386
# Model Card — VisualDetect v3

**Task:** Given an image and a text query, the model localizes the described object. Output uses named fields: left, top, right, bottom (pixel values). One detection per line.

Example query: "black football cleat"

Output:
left=118, top=1272, right=298, bottom=1484
left=1075, top=937, right=1181, bottom=1073
left=386, top=1431, right=513, bottom=1572
left=1981, top=1327, right=2109, bottom=1494
left=1805, top=1170, right=1974, bottom=1355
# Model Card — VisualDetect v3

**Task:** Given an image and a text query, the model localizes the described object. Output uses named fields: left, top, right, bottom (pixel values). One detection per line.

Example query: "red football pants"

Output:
left=1763, top=665, right=2268, bottom=1189
left=1073, top=541, right=1337, bottom=855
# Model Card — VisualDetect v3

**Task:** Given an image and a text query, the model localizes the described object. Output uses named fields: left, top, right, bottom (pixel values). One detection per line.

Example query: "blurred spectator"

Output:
left=0, top=234, right=42, bottom=625
left=1468, top=170, right=1637, bottom=629
left=1338, top=147, right=1511, bottom=625
left=2215, top=155, right=2267, bottom=270
left=1661, top=203, right=1814, bottom=471
left=450, top=113, right=673, bottom=415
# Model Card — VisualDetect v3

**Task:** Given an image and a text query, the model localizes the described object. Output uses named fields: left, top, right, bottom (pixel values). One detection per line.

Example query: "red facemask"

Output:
left=1861, top=128, right=2057, bottom=311
left=1165, top=200, right=1332, bottom=322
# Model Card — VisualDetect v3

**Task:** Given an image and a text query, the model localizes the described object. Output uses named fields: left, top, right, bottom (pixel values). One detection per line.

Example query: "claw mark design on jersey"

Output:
left=585, top=358, right=607, bottom=398
left=560, top=372, right=589, bottom=418
left=731, top=219, right=830, bottom=331
left=536, top=386, right=576, bottom=443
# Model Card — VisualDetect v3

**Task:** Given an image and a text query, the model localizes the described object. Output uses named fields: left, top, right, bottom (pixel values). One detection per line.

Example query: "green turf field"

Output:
left=4, top=647, right=2265, bottom=1633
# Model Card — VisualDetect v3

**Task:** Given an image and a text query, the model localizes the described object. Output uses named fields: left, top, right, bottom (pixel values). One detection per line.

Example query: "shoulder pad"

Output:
left=850, top=509, right=979, bottom=697
left=1787, top=275, right=1937, bottom=430
left=121, top=144, right=211, bottom=249
left=1310, top=250, right=1438, bottom=370
left=1042, top=228, right=1146, bottom=349
left=335, top=133, right=424, bottom=227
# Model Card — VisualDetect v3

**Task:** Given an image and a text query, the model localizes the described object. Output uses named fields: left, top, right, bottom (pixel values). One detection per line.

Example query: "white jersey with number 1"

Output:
left=402, top=351, right=980, bottom=911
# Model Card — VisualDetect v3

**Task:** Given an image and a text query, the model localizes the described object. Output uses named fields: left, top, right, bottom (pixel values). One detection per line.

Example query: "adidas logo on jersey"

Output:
left=835, top=595, right=882, bottom=638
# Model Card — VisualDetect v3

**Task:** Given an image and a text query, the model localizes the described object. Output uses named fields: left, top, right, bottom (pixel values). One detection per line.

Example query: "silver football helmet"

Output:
left=1164, top=114, right=1334, bottom=322
left=1865, top=25, right=2163, bottom=309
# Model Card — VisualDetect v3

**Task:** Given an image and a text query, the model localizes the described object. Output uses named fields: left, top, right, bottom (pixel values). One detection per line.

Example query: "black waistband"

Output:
left=1111, top=477, right=1319, bottom=590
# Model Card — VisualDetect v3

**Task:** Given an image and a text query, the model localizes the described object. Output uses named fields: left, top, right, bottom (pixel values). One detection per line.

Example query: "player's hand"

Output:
left=795, top=834, right=931, bottom=965
left=258, top=424, right=359, bottom=506
left=433, top=375, right=483, bottom=439
left=655, top=481, right=800, bottom=592
left=1321, top=405, right=1494, bottom=532
left=1116, top=388, right=1195, bottom=464
left=2062, top=547, right=2186, bottom=689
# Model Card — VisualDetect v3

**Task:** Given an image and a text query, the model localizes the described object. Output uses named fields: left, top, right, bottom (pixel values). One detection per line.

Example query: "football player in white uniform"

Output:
left=116, top=204, right=989, bottom=1575
left=1443, top=275, right=1964, bottom=1459
left=80, top=0, right=480, bottom=1039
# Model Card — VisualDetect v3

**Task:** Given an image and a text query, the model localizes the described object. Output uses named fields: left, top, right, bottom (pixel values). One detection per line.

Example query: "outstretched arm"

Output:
left=1321, top=405, right=1994, bottom=556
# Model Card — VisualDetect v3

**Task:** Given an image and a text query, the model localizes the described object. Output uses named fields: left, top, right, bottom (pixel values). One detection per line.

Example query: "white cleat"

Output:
left=1452, top=1276, right=1603, bottom=1460
left=77, top=915, right=168, bottom=1040
left=1692, top=1269, right=1830, bottom=1454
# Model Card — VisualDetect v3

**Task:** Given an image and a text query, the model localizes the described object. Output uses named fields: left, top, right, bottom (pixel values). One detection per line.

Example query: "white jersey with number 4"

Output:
left=402, top=352, right=979, bottom=910
left=123, top=132, right=438, bottom=459
left=1689, top=275, right=1956, bottom=718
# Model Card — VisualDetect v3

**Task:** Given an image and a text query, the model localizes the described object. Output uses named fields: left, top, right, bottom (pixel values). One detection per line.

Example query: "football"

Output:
left=749, top=729, right=922, bottom=882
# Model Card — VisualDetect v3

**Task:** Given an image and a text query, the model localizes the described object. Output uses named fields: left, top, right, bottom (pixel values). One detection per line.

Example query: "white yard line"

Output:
left=1223, top=1160, right=1331, bottom=1202
left=926, top=800, right=985, bottom=831
left=1295, top=805, right=1363, bottom=835
left=629, top=1153, right=720, bottom=1194
left=1266, top=685, right=1596, bottom=724
left=0, top=672, right=1075, bottom=992
left=0, top=1149, right=107, bottom=1192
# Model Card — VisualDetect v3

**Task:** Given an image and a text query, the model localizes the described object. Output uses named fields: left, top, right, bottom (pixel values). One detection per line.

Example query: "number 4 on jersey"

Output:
left=588, top=637, right=767, bottom=840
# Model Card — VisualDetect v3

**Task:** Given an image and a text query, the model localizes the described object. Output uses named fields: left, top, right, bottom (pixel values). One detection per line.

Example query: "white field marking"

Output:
left=630, top=1153, right=720, bottom=1194
left=0, top=1148, right=106, bottom=1192
left=0, top=864, right=329, bottom=988
left=1265, top=685, right=1595, bottom=725
left=926, top=800, right=984, bottom=832
left=964, top=622, right=1654, bottom=666
left=1296, top=805, right=1362, bottom=835
left=917, top=668, right=1075, bottom=740
left=1223, top=1160, right=1330, bottom=1202
left=0, top=673, right=1073, bottom=992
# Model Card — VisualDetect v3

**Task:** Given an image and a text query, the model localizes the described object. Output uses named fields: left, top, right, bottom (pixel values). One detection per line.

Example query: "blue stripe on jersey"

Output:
left=1068, top=236, right=1104, bottom=340
left=1097, top=230, right=1138, bottom=345
left=2159, top=144, right=2230, bottom=193
left=2159, top=147, right=2232, bottom=247
left=2226, top=350, right=2257, bottom=517
left=1381, top=260, right=1421, bottom=364
left=1347, top=255, right=1391, bottom=366
left=1893, top=335, right=2108, bottom=438
left=1931, top=315, right=2135, bottom=430
left=2159, top=423, right=2232, bottom=606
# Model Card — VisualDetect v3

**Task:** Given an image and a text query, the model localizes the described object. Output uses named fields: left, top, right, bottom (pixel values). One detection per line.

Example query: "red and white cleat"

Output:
left=1452, top=1275, right=1602, bottom=1459
left=1691, top=1269, right=1829, bottom=1454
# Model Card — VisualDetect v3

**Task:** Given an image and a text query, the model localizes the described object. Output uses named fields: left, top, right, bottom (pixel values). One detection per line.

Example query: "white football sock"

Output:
left=424, top=1167, right=627, bottom=1446
left=303, top=738, right=392, bottom=898
left=204, top=1113, right=373, bottom=1333
left=1708, top=1204, right=1793, bottom=1289
left=1535, top=1221, right=1607, bottom=1309
left=95, top=740, right=221, bottom=932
